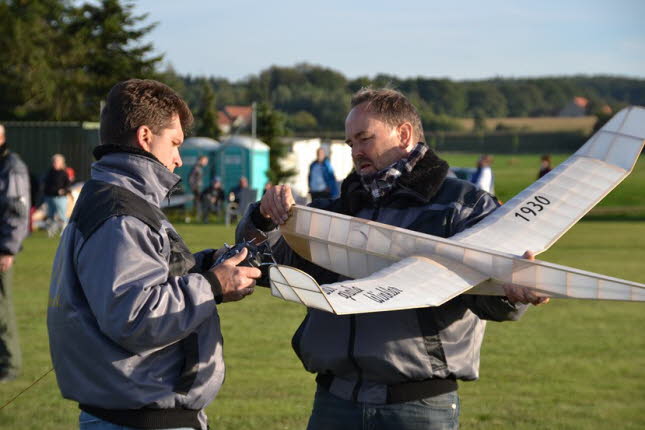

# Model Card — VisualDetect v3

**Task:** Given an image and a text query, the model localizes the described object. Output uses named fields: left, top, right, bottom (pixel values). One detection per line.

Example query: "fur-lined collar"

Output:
left=339, top=147, right=449, bottom=215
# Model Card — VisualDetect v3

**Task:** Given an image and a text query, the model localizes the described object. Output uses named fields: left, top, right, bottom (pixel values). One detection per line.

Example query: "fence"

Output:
left=3, top=121, right=99, bottom=181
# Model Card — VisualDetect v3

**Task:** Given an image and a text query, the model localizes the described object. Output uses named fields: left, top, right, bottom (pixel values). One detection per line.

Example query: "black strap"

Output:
left=71, top=179, right=164, bottom=240
left=316, top=374, right=457, bottom=404
left=79, top=404, right=201, bottom=429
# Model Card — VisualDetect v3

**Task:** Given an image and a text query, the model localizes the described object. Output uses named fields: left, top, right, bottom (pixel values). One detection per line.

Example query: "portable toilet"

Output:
left=218, top=136, right=269, bottom=196
left=176, top=137, right=221, bottom=194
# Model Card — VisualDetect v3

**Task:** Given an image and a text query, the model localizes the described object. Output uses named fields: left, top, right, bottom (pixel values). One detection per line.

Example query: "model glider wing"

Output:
left=269, top=251, right=645, bottom=315
left=269, top=255, right=489, bottom=314
left=272, top=106, right=645, bottom=314
left=451, top=106, right=645, bottom=256
left=279, top=205, right=645, bottom=309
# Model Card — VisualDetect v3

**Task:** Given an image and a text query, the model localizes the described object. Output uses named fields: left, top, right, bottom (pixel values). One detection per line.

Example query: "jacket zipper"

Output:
left=349, top=203, right=382, bottom=402
left=348, top=315, right=362, bottom=402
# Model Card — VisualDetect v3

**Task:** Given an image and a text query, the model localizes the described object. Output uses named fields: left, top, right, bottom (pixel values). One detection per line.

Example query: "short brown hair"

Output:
left=100, top=79, right=193, bottom=146
left=350, top=88, right=425, bottom=143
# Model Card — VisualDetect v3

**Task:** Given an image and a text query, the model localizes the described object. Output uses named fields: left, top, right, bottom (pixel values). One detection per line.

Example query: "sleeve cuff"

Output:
left=203, top=271, right=223, bottom=304
left=251, top=204, right=277, bottom=231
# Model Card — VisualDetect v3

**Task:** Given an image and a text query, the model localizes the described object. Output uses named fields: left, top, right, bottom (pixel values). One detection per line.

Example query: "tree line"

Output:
left=3, top=0, right=645, bottom=135
left=184, top=68, right=645, bottom=133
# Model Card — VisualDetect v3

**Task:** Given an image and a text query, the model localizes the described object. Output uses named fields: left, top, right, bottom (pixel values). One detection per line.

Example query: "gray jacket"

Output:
left=237, top=149, right=527, bottom=403
left=0, top=148, right=30, bottom=255
left=47, top=149, right=223, bottom=429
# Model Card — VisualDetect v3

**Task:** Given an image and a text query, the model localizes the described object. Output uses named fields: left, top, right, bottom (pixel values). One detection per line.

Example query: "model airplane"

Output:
left=267, top=106, right=645, bottom=314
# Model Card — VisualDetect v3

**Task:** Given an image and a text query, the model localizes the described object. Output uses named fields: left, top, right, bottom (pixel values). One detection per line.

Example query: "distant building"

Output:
left=280, top=138, right=353, bottom=203
left=217, top=105, right=253, bottom=134
left=558, top=96, right=589, bottom=117
left=217, top=111, right=232, bottom=134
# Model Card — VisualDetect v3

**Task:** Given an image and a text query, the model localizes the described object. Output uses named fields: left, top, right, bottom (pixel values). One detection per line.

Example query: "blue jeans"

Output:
left=79, top=411, right=196, bottom=430
left=45, top=195, right=68, bottom=222
left=306, top=386, right=460, bottom=430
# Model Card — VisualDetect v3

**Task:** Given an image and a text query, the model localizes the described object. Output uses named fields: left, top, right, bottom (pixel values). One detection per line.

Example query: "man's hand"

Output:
left=259, top=184, right=295, bottom=225
left=502, top=250, right=550, bottom=306
left=0, top=254, right=14, bottom=273
left=211, top=248, right=261, bottom=302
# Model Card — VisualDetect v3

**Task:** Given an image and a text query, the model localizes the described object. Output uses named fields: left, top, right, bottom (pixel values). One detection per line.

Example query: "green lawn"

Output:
left=1, top=152, right=644, bottom=428
left=1, top=218, right=644, bottom=429
left=440, top=153, right=645, bottom=215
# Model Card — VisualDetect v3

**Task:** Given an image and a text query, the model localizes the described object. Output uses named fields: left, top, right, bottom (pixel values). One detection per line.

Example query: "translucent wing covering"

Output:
left=271, top=106, right=645, bottom=314
left=269, top=256, right=490, bottom=314
left=269, top=265, right=335, bottom=313
left=451, top=106, right=645, bottom=256
left=279, top=205, right=645, bottom=310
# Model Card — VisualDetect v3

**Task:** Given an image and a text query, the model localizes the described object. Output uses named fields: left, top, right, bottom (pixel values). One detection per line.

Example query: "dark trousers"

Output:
left=192, top=192, right=202, bottom=218
left=0, top=266, right=21, bottom=378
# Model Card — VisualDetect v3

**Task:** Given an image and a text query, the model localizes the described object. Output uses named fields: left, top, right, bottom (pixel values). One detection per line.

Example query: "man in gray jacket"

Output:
left=47, top=79, right=260, bottom=430
left=237, top=88, right=548, bottom=430
left=0, top=124, right=30, bottom=382
left=189, top=155, right=208, bottom=220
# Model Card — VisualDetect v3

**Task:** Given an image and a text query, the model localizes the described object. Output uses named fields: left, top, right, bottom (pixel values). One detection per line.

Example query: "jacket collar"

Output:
left=339, top=147, right=449, bottom=214
left=91, top=144, right=181, bottom=207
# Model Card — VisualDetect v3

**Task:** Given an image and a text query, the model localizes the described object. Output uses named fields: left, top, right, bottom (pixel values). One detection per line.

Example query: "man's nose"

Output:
left=351, top=144, right=362, bottom=158
left=175, top=153, right=183, bottom=168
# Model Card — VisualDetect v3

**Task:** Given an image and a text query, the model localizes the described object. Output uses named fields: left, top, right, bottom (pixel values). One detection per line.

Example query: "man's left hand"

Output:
left=0, top=254, right=14, bottom=273
left=502, top=250, right=550, bottom=306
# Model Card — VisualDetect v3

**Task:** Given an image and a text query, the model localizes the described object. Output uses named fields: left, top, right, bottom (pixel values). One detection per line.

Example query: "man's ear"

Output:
left=397, top=122, right=413, bottom=149
left=135, top=125, right=154, bottom=151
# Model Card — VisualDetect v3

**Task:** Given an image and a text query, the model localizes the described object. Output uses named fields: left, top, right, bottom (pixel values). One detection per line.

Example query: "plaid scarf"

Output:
left=360, top=142, right=428, bottom=200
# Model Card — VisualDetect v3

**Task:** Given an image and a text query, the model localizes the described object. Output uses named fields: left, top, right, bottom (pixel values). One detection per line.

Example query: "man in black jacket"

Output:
left=42, top=153, right=71, bottom=236
left=237, top=88, right=548, bottom=430
left=0, top=123, right=30, bottom=381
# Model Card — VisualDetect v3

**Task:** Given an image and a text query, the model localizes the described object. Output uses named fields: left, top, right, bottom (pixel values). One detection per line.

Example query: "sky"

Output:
left=133, top=0, right=645, bottom=82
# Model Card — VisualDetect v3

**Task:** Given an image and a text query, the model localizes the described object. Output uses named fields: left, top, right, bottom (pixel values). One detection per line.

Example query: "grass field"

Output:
left=456, top=116, right=597, bottom=134
left=1, top=155, right=644, bottom=429
left=440, top=153, right=645, bottom=217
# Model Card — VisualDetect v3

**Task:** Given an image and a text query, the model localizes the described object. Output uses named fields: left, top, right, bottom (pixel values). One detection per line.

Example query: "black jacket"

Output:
left=43, top=169, right=70, bottom=197
left=237, top=148, right=527, bottom=403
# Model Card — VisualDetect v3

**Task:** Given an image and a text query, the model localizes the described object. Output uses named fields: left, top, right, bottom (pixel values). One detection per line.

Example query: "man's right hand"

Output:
left=259, top=184, right=295, bottom=225
left=211, top=248, right=261, bottom=302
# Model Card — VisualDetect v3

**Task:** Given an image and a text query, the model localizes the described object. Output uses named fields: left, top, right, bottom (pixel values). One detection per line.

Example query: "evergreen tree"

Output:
left=67, top=0, right=162, bottom=120
left=196, top=81, right=221, bottom=139
left=0, top=0, right=74, bottom=119
left=0, top=0, right=161, bottom=120
left=256, top=102, right=295, bottom=184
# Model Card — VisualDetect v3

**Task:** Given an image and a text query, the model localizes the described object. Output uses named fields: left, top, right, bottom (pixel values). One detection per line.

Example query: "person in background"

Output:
left=0, top=123, right=30, bottom=381
left=43, top=153, right=71, bottom=235
left=47, top=79, right=260, bottom=430
left=229, top=176, right=249, bottom=204
left=470, top=154, right=494, bottom=194
left=189, top=155, right=209, bottom=220
left=200, top=177, right=225, bottom=222
left=308, top=147, right=339, bottom=201
left=238, top=88, right=548, bottom=430
left=538, top=154, right=553, bottom=178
